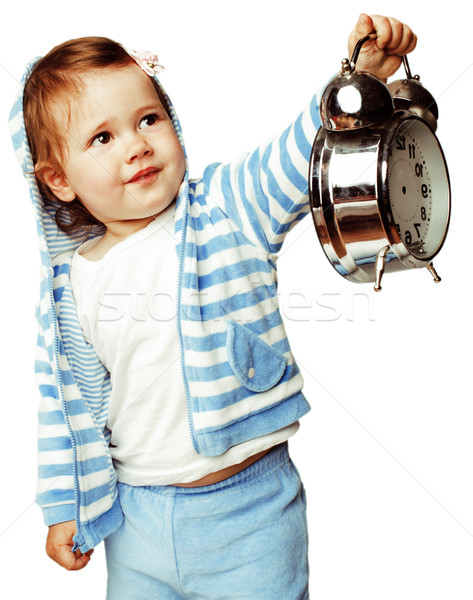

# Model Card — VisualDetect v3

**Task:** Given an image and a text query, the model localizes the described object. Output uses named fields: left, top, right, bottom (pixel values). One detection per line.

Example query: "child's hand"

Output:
left=46, top=520, right=94, bottom=570
left=348, top=13, right=417, bottom=81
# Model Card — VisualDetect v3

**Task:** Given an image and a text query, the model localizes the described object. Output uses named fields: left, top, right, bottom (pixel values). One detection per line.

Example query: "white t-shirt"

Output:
left=70, top=203, right=297, bottom=485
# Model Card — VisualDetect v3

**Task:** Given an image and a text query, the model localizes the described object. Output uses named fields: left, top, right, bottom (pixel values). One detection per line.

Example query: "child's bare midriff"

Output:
left=173, top=447, right=272, bottom=487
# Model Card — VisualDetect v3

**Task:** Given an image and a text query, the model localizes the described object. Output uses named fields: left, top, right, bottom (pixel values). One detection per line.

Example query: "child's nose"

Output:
left=126, top=134, right=153, bottom=162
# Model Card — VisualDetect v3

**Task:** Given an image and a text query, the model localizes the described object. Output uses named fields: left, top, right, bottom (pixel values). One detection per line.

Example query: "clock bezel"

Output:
left=377, top=113, right=451, bottom=265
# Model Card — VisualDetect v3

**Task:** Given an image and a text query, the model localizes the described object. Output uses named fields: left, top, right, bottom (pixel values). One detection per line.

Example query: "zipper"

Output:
left=175, top=186, right=198, bottom=453
left=47, top=269, right=83, bottom=546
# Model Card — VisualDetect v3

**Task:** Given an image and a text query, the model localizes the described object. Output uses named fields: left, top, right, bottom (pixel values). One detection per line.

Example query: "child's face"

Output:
left=46, top=64, right=186, bottom=230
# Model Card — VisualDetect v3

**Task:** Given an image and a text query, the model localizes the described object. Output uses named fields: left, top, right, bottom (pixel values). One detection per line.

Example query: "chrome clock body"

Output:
left=309, top=35, right=451, bottom=290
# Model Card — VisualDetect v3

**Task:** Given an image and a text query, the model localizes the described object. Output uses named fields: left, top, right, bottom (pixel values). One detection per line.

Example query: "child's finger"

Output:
left=348, top=13, right=377, bottom=57
left=387, top=27, right=417, bottom=57
left=370, top=14, right=396, bottom=50
left=49, top=544, right=90, bottom=570
left=406, top=32, right=418, bottom=55
left=353, top=13, right=375, bottom=39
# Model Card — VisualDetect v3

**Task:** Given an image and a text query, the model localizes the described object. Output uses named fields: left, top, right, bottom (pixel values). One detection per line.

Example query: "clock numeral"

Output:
left=421, top=206, right=427, bottom=221
left=414, top=223, right=421, bottom=237
left=405, top=230, right=412, bottom=245
left=421, top=184, right=429, bottom=198
left=409, top=144, right=416, bottom=159
left=396, top=135, right=406, bottom=150
left=415, top=163, right=424, bottom=177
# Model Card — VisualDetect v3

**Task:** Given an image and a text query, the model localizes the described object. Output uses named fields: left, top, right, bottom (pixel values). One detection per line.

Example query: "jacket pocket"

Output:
left=226, top=320, right=287, bottom=393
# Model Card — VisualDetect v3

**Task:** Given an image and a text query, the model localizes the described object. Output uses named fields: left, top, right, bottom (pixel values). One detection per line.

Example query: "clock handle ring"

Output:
left=401, top=55, right=421, bottom=81
left=349, top=33, right=378, bottom=68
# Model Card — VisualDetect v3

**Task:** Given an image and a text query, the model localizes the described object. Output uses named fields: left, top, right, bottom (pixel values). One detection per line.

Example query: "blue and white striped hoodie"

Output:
left=9, top=57, right=321, bottom=553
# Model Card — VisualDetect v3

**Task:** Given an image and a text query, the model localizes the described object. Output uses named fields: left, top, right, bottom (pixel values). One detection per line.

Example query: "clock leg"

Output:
left=374, top=245, right=390, bottom=292
left=427, top=263, right=441, bottom=283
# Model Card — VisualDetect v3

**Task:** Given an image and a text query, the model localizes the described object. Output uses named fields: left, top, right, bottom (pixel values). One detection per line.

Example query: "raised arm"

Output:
left=201, top=94, right=321, bottom=254
left=201, top=15, right=416, bottom=254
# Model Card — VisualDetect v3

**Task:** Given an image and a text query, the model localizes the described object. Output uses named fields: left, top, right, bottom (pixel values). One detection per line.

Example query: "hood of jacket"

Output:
left=9, top=54, right=189, bottom=269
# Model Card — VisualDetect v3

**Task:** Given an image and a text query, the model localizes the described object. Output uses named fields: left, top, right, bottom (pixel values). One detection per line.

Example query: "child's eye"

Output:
left=139, top=114, right=159, bottom=129
left=91, top=132, right=111, bottom=146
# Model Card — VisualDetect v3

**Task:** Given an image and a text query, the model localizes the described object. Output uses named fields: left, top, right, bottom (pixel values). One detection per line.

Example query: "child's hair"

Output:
left=23, top=36, right=171, bottom=234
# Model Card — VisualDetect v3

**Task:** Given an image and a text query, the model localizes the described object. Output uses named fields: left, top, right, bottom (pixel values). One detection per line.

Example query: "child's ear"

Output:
left=37, top=165, right=75, bottom=202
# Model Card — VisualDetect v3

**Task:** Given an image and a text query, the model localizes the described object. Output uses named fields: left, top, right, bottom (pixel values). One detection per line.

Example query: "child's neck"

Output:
left=83, top=215, right=158, bottom=261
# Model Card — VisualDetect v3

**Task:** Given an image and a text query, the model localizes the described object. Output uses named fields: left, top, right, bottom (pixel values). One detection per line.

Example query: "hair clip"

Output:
left=126, top=48, right=165, bottom=76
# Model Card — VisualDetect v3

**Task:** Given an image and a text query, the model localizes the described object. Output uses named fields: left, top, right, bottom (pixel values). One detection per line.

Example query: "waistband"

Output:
left=122, top=442, right=289, bottom=497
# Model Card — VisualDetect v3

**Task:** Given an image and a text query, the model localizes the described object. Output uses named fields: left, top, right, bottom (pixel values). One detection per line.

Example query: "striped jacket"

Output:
left=9, top=58, right=321, bottom=553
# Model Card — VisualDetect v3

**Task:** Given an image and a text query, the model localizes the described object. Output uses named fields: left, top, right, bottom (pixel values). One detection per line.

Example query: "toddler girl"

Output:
left=10, top=13, right=416, bottom=599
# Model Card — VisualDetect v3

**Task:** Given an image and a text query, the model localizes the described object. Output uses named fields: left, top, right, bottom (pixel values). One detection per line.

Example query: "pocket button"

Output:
left=248, top=367, right=255, bottom=378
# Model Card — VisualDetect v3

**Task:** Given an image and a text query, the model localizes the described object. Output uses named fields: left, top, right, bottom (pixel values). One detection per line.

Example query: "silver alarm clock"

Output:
left=309, top=34, right=451, bottom=291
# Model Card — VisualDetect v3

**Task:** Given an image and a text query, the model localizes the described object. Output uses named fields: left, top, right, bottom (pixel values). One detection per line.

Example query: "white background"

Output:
left=1, top=1, right=472, bottom=598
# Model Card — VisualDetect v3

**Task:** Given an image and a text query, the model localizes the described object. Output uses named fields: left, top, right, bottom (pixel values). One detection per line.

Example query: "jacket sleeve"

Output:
left=201, top=94, right=321, bottom=253
left=35, top=328, right=76, bottom=526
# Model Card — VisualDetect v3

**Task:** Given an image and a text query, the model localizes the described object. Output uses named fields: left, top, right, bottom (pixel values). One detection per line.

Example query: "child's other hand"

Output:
left=46, top=520, right=94, bottom=570
left=348, top=13, right=417, bottom=81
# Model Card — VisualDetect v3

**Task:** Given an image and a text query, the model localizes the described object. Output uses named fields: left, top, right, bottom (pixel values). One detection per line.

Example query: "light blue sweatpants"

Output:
left=105, top=442, right=309, bottom=599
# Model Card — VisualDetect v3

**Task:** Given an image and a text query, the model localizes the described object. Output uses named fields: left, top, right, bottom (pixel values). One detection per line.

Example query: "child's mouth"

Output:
left=127, top=167, right=160, bottom=184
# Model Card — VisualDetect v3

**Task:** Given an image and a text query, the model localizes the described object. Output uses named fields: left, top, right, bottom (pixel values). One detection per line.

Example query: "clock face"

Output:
left=387, top=119, right=450, bottom=259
